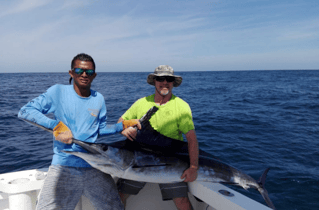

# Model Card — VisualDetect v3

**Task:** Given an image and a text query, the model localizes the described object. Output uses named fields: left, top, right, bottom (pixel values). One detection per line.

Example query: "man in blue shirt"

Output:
left=18, top=53, right=139, bottom=210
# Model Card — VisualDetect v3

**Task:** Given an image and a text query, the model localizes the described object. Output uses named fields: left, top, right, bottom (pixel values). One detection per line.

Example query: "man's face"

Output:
left=69, top=60, right=96, bottom=88
left=154, top=77, right=174, bottom=96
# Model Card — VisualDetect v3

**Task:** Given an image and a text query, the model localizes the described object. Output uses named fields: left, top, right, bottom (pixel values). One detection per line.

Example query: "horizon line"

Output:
left=1, top=69, right=319, bottom=74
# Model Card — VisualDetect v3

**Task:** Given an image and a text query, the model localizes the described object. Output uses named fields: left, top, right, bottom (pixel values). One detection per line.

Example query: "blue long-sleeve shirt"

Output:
left=18, top=84, right=123, bottom=167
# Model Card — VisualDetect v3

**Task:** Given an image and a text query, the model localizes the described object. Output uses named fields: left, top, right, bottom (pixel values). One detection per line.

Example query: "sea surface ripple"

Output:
left=0, top=70, right=318, bottom=210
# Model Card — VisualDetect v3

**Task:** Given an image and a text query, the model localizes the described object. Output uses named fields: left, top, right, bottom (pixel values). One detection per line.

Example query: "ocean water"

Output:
left=0, top=70, right=318, bottom=210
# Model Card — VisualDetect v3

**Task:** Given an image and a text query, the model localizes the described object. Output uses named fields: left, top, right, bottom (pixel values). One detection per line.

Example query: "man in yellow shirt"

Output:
left=117, top=65, right=199, bottom=210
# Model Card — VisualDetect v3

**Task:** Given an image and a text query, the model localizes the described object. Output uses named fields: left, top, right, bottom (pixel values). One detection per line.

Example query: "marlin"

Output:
left=21, top=107, right=276, bottom=209
left=64, top=138, right=276, bottom=210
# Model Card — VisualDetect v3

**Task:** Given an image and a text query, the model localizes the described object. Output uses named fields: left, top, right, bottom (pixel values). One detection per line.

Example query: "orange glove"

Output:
left=53, top=121, right=73, bottom=144
left=122, top=119, right=141, bottom=130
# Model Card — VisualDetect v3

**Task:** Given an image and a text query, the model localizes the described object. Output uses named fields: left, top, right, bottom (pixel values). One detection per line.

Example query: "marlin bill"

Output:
left=64, top=139, right=276, bottom=210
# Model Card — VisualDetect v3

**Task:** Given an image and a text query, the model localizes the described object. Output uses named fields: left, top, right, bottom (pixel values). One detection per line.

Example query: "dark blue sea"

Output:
left=1, top=70, right=318, bottom=210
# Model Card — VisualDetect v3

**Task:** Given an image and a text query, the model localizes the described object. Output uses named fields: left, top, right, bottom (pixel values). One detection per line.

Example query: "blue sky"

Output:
left=0, top=0, right=318, bottom=73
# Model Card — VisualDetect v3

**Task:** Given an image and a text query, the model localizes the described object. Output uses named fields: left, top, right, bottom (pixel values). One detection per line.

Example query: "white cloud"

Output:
left=190, top=48, right=319, bottom=71
left=0, top=0, right=51, bottom=18
left=0, top=0, right=318, bottom=73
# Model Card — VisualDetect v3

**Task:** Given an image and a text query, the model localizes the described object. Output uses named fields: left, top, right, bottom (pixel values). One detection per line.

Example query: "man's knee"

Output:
left=173, top=197, right=193, bottom=210
left=119, top=192, right=130, bottom=206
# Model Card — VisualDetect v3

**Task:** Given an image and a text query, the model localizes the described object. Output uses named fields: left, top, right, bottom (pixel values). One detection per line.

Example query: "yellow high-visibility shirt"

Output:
left=122, top=94, right=195, bottom=141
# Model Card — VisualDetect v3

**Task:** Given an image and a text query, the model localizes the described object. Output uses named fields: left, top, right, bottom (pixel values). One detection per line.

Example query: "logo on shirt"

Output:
left=88, top=109, right=99, bottom=117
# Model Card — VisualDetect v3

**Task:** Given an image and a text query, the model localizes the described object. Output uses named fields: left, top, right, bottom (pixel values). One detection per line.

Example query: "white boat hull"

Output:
left=0, top=168, right=272, bottom=210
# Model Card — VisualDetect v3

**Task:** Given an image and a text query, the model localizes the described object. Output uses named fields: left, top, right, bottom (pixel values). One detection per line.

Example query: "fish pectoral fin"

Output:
left=220, top=181, right=238, bottom=186
left=132, top=163, right=170, bottom=168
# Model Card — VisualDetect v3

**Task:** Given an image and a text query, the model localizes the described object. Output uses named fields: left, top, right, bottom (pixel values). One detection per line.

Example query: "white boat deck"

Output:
left=0, top=168, right=272, bottom=210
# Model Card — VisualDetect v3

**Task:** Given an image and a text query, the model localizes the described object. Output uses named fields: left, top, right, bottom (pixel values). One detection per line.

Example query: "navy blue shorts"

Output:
left=117, top=179, right=189, bottom=201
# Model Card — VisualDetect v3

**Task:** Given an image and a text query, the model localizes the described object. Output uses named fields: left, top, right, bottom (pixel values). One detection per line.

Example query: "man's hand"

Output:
left=183, top=130, right=199, bottom=182
left=121, top=127, right=138, bottom=141
left=53, top=121, right=73, bottom=144
left=181, top=166, right=198, bottom=182
left=122, top=119, right=141, bottom=130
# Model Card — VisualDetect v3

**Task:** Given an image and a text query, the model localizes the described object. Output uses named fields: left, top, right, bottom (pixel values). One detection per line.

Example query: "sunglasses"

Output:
left=73, top=68, right=95, bottom=76
left=155, top=76, right=175, bottom=83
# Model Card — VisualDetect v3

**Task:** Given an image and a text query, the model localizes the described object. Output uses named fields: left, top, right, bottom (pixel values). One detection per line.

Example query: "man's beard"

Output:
left=160, top=89, right=170, bottom=96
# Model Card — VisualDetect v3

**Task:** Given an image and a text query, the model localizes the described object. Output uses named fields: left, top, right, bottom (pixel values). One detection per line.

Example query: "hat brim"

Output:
left=147, top=74, right=182, bottom=87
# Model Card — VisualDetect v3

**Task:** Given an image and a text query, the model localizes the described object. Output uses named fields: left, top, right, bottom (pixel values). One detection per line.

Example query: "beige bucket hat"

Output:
left=147, top=65, right=182, bottom=87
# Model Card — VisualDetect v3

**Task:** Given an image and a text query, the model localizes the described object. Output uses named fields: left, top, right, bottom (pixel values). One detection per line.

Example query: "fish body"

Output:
left=64, top=139, right=276, bottom=209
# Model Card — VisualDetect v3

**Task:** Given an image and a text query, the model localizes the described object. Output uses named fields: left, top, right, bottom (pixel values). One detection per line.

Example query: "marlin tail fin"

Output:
left=257, top=168, right=276, bottom=210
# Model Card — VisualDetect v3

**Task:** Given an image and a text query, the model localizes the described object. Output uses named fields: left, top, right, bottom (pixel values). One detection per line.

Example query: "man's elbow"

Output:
left=17, top=108, right=26, bottom=119
left=186, top=130, right=197, bottom=141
